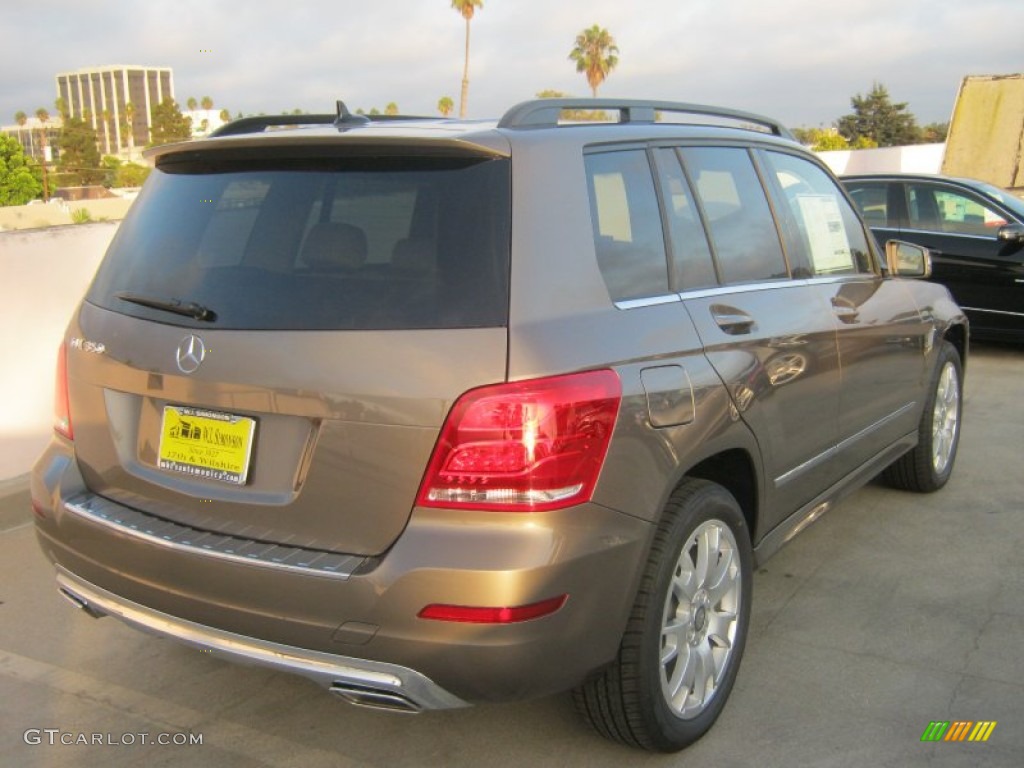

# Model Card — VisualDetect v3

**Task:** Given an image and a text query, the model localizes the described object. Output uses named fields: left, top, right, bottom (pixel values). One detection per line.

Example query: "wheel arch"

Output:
left=943, top=321, right=968, bottom=374
left=679, top=449, right=759, bottom=544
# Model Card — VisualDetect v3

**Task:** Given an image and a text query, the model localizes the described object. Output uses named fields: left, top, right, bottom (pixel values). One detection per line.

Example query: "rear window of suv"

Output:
left=87, top=151, right=511, bottom=330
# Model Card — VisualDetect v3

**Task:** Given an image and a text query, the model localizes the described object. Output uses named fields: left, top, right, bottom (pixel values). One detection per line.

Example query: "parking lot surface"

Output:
left=1, top=343, right=1021, bottom=768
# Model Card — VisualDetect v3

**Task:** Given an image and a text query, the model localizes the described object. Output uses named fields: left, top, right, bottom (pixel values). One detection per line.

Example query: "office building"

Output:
left=55, top=65, right=174, bottom=157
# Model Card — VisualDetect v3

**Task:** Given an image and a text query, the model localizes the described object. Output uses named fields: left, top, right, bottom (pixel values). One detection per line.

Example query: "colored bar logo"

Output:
left=921, top=721, right=997, bottom=742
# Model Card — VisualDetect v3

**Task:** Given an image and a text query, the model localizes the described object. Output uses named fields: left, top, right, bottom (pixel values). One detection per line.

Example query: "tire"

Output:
left=573, top=479, right=753, bottom=752
left=884, top=341, right=962, bottom=493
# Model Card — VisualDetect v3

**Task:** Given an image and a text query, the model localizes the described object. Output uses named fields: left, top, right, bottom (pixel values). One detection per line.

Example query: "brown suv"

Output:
left=31, top=99, right=967, bottom=752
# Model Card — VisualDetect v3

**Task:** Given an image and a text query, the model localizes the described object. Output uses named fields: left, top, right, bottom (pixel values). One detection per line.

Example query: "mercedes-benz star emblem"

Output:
left=175, top=334, right=206, bottom=374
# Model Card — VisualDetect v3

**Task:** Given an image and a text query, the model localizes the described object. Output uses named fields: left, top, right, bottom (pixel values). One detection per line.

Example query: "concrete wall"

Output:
left=817, top=143, right=945, bottom=177
left=0, top=222, right=118, bottom=479
left=0, top=197, right=134, bottom=231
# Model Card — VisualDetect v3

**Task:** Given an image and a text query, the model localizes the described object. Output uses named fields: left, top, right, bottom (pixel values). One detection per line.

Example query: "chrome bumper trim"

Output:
left=63, top=493, right=364, bottom=580
left=54, top=567, right=469, bottom=712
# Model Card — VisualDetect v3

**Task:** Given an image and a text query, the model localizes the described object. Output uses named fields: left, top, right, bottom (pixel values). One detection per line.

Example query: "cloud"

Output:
left=2, top=0, right=1021, bottom=129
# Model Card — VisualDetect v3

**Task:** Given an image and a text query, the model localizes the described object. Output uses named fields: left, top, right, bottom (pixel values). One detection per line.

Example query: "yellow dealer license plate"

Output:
left=158, top=406, right=256, bottom=485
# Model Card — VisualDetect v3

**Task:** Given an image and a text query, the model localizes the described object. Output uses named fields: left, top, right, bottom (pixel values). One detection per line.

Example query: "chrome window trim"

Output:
left=614, top=294, right=681, bottom=310
left=899, top=227, right=998, bottom=242
left=64, top=493, right=365, bottom=580
left=676, top=278, right=805, bottom=301
left=617, top=274, right=879, bottom=308
left=960, top=306, right=1024, bottom=319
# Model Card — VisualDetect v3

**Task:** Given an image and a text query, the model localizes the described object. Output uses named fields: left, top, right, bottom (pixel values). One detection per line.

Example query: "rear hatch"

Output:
left=68, top=138, right=511, bottom=556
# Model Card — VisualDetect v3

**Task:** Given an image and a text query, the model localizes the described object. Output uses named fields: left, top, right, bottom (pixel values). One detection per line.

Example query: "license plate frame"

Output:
left=157, top=406, right=256, bottom=485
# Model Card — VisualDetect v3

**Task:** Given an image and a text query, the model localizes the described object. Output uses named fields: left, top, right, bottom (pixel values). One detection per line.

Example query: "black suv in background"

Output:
left=32, top=99, right=968, bottom=752
left=843, top=173, right=1024, bottom=341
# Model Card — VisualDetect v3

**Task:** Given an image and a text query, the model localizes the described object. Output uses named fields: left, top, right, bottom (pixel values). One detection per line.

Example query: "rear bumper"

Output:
left=54, top=566, right=464, bottom=712
left=32, top=440, right=653, bottom=705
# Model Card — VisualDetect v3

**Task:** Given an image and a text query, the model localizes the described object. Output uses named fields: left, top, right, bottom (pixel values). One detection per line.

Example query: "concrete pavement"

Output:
left=1, top=343, right=1021, bottom=767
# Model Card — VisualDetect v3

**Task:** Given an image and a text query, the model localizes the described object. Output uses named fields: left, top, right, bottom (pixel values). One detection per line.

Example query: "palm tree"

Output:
left=14, top=110, right=32, bottom=160
left=123, top=102, right=136, bottom=161
left=219, top=108, right=231, bottom=123
left=437, top=96, right=454, bottom=117
left=187, top=97, right=198, bottom=111
left=100, top=108, right=114, bottom=155
left=34, top=108, right=51, bottom=200
left=450, top=0, right=483, bottom=118
left=201, top=96, right=214, bottom=110
left=569, top=25, right=620, bottom=98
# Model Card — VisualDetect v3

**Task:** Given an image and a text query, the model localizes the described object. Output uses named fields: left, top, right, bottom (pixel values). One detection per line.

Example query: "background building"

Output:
left=1, top=116, right=62, bottom=163
left=55, top=65, right=174, bottom=156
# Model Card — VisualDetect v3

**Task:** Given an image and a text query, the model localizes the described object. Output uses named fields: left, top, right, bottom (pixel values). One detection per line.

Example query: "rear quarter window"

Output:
left=584, top=150, right=671, bottom=302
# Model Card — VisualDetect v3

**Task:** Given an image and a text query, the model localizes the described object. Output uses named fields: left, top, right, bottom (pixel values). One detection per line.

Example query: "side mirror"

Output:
left=885, top=240, right=932, bottom=278
left=997, top=222, right=1024, bottom=243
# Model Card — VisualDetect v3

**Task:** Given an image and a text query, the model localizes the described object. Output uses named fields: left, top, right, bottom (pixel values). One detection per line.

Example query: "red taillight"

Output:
left=416, top=370, right=621, bottom=512
left=54, top=343, right=73, bottom=440
left=418, top=595, right=568, bottom=624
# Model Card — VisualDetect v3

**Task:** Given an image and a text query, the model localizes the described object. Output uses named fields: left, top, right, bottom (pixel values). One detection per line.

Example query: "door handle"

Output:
left=832, top=304, right=860, bottom=323
left=710, top=304, right=755, bottom=334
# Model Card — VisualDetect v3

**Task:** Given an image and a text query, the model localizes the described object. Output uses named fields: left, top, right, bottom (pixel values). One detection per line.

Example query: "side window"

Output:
left=679, top=147, right=788, bottom=284
left=908, top=184, right=1007, bottom=236
left=762, top=151, right=873, bottom=276
left=585, top=150, right=671, bottom=302
left=652, top=149, right=718, bottom=291
left=845, top=182, right=890, bottom=229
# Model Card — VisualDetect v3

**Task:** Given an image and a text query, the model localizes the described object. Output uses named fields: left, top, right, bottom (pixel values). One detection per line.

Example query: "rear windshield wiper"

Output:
left=115, top=292, right=218, bottom=322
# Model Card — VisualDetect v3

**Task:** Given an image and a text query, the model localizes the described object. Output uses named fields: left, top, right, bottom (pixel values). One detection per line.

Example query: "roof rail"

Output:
left=210, top=101, right=443, bottom=137
left=497, top=98, right=794, bottom=140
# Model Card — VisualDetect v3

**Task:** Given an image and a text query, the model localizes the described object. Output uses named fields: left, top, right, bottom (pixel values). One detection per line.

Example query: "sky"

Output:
left=3, top=0, right=1021, bottom=130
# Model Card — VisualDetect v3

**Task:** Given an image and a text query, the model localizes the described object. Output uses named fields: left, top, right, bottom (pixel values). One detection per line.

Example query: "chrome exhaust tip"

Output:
left=329, top=683, right=422, bottom=714
left=58, top=586, right=106, bottom=619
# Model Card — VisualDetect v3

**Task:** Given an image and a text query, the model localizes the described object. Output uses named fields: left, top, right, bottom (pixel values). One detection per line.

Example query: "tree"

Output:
left=219, top=108, right=231, bottom=123
left=437, top=96, right=454, bottom=116
left=186, top=97, right=198, bottom=111
left=148, top=99, right=192, bottom=147
left=122, top=102, right=137, bottom=161
left=201, top=96, right=214, bottom=110
left=920, top=122, right=949, bottom=143
left=451, top=0, right=483, bottom=118
left=35, top=108, right=52, bottom=198
left=101, top=155, right=149, bottom=188
left=101, top=155, right=122, bottom=188
left=837, top=83, right=918, bottom=148
left=569, top=25, right=619, bottom=98
left=115, top=162, right=150, bottom=188
left=0, top=135, right=44, bottom=205
left=56, top=116, right=104, bottom=186
left=100, top=108, right=115, bottom=154
left=385, top=102, right=399, bottom=116
left=14, top=110, right=27, bottom=127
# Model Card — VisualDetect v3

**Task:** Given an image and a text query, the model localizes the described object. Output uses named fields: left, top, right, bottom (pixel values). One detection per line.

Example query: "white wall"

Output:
left=0, top=222, right=118, bottom=479
left=817, top=143, right=946, bottom=176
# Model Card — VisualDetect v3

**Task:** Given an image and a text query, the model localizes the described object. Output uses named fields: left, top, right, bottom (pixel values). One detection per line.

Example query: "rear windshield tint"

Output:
left=87, top=151, right=511, bottom=330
